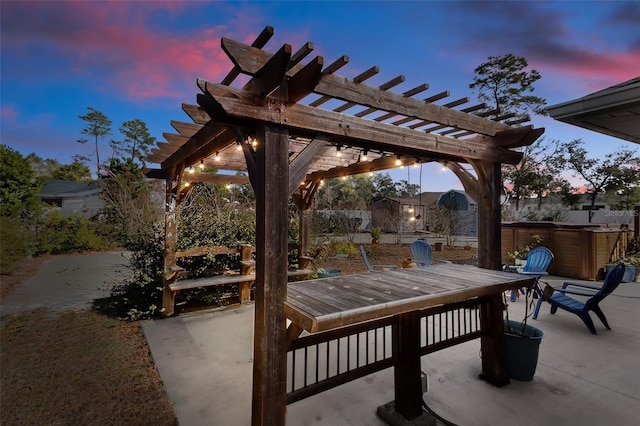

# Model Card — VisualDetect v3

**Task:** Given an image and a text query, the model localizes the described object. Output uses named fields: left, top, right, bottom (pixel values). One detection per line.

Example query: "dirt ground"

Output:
left=325, top=243, right=478, bottom=275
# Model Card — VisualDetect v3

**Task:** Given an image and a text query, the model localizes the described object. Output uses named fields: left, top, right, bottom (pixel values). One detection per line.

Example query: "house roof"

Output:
left=438, top=189, right=477, bottom=205
left=547, top=76, right=640, bottom=144
left=38, top=180, right=99, bottom=197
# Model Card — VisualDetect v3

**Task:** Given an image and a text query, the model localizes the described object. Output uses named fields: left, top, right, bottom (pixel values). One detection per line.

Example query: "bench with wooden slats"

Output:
left=163, top=245, right=313, bottom=315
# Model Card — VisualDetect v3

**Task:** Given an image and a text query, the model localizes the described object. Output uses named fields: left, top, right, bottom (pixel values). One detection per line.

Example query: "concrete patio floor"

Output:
left=143, top=276, right=640, bottom=426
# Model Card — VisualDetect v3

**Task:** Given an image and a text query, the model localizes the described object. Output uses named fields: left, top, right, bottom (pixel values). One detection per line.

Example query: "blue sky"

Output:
left=1, top=1, right=639, bottom=191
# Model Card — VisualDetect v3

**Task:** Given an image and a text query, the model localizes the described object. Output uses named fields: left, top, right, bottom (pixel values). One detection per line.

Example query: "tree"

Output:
left=27, top=154, right=62, bottom=179
left=372, top=173, right=397, bottom=201
left=604, top=166, right=640, bottom=209
left=112, top=119, right=156, bottom=167
left=555, top=139, right=639, bottom=222
left=78, top=107, right=112, bottom=176
left=0, top=144, right=42, bottom=218
left=502, top=138, right=563, bottom=209
left=469, top=53, right=547, bottom=119
left=51, top=156, right=92, bottom=181
left=395, top=180, right=421, bottom=198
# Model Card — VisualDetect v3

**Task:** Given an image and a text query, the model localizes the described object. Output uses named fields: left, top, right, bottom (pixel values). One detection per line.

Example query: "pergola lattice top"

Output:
left=145, top=26, right=542, bottom=186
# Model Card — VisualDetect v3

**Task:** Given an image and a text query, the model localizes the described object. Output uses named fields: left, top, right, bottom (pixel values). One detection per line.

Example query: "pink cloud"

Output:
left=1, top=105, right=18, bottom=121
left=1, top=1, right=263, bottom=101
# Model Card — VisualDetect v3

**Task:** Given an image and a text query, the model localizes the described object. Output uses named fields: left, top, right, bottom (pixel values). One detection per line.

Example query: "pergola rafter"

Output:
left=143, top=26, right=544, bottom=425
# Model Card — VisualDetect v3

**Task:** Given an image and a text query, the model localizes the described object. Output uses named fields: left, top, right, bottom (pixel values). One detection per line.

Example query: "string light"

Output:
left=360, top=150, right=368, bottom=162
left=236, top=142, right=242, bottom=152
left=214, top=151, right=221, bottom=161
left=336, top=145, right=342, bottom=158
left=199, top=160, right=205, bottom=170
left=188, top=166, right=195, bottom=174
left=395, top=157, right=402, bottom=167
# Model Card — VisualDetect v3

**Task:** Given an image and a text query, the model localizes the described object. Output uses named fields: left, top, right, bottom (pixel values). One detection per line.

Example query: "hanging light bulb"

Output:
left=360, top=150, right=368, bottom=162
left=336, top=145, right=342, bottom=158
left=188, top=166, right=195, bottom=174
left=251, top=138, right=258, bottom=147
left=214, top=151, right=221, bottom=161
left=184, top=181, right=190, bottom=187
left=236, top=142, right=242, bottom=152
left=199, top=160, right=205, bottom=170
left=395, top=157, right=402, bottom=167
left=368, top=170, right=374, bottom=176
left=409, top=216, right=416, bottom=222
left=408, top=206, right=414, bottom=213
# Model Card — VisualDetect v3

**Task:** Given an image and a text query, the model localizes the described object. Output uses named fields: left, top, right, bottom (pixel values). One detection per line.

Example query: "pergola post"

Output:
left=162, top=167, right=180, bottom=317
left=474, top=160, right=502, bottom=270
left=252, top=123, right=289, bottom=425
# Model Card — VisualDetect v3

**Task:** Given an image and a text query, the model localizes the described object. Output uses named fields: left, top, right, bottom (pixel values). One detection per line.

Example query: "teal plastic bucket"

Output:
left=316, top=268, right=341, bottom=278
left=504, top=320, right=544, bottom=381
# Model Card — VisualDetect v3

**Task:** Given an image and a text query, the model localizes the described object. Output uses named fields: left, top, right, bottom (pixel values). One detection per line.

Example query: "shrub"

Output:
left=0, top=216, right=33, bottom=274
left=33, top=208, right=111, bottom=255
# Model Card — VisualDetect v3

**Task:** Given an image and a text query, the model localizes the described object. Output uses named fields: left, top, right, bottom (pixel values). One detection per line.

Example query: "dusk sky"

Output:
left=1, top=1, right=639, bottom=192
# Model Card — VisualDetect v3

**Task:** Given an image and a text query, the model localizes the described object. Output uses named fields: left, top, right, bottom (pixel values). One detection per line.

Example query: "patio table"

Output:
left=285, top=264, right=535, bottom=422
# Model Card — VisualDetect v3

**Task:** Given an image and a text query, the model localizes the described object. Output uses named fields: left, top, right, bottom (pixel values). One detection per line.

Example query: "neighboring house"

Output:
left=37, top=179, right=104, bottom=218
left=516, top=193, right=612, bottom=214
left=436, top=189, right=478, bottom=236
left=372, top=190, right=478, bottom=236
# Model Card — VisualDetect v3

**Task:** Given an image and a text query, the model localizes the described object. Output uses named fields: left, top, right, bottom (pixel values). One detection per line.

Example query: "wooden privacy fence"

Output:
left=502, top=222, right=634, bottom=280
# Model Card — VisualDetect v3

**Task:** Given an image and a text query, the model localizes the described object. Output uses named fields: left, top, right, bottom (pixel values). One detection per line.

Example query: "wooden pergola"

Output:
left=145, top=26, right=544, bottom=425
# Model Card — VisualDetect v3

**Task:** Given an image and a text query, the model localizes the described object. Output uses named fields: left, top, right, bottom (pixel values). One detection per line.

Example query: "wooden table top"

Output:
left=285, top=264, right=535, bottom=333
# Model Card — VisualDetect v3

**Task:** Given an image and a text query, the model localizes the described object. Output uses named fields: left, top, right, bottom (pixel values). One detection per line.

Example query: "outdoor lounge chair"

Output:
left=360, top=245, right=398, bottom=272
left=540, top=263, right=625, bottom=335
left=410, top=240, right=451, bottom=268
left=510, top=246, right=554, bottom=303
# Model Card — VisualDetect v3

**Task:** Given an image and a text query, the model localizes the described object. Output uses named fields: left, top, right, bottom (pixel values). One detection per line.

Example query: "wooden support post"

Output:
left=252, top=123, right=289, bottom=425
left=392, top=311, right=423, bottom=420
left=479, top=295, right=510, bottom=387
left=162, top=168, right=179, bottom=317
left=474, top=160, right=502, bottom=270
left=239, top=244, right=255, bottom=303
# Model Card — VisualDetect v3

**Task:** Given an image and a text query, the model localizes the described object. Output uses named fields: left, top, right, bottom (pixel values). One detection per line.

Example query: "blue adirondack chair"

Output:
left=359, top=245, right=398, bottom=272
left=540, top=263, right=625, bottom=335
left=410, top=240, right=451, bottom=268
left=510, top=246, right=554, bottom=302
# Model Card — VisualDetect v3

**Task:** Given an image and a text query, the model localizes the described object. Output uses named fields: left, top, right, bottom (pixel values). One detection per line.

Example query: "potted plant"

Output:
left=370, top=226, right=382, bottom=244
left=502, top=288, right=544, bottom=381
left=506, top=234, right=544, bottom=267
left=307, top=239, right=341, bottom=278
left=606, top=237, right=639, bottom=282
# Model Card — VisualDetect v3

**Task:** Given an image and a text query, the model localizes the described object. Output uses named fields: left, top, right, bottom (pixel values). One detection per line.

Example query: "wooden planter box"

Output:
left=502, top=222, right=634, bottom=281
